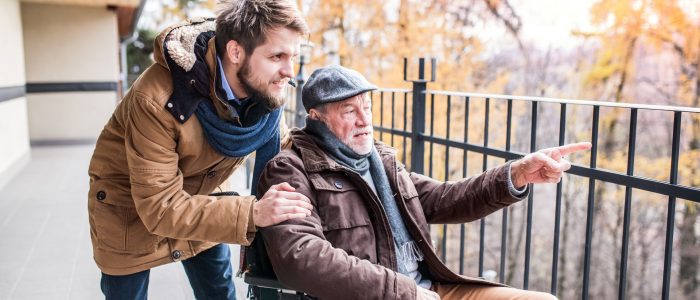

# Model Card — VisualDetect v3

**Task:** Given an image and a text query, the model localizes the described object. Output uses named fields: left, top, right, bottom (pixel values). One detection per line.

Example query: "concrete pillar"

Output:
left=0, top=0, right=30, bottom=190
left=21, top=3, right=120, bottom=144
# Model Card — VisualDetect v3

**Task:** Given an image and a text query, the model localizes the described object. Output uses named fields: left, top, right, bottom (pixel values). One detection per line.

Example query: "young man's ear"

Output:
left=225, top=40, right=243, bottom=64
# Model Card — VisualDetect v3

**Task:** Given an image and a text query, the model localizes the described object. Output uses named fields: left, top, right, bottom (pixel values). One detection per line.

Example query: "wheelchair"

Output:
left=238, top=234, right=315, bottom=300
left=210, top=191, right=314, bottom=300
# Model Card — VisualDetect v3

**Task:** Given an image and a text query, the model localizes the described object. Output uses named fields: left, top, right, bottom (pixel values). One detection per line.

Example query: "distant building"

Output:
left=0, top=0, right=144, bottom=189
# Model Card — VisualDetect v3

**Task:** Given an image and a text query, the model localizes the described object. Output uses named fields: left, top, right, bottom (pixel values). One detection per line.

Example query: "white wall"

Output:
left=22, top=3, right=119, bottom=143
left=0, top=0, right=31, bottom=190
left=27, top=92, right=117, bottom=140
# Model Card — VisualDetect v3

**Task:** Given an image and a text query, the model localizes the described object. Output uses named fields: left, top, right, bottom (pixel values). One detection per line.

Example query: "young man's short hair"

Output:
left=215, top=0, right=309, bottom=55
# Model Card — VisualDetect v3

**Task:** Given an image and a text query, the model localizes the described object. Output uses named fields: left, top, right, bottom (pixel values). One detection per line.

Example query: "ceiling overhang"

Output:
left=21, top=0, right=140, bottom=7
left=21, top=0, right=146, bottom=40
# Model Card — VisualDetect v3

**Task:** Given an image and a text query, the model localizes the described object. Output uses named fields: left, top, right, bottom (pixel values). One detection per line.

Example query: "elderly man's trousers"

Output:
left=433, top=282, right=558, bottom=300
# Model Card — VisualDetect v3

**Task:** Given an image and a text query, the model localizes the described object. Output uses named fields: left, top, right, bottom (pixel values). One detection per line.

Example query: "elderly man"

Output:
left=257, top=65, right=590, bottom=300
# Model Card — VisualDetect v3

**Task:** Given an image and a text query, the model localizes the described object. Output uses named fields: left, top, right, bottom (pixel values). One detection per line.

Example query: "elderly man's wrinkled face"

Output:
left=311, top=93, right=374, bottom=155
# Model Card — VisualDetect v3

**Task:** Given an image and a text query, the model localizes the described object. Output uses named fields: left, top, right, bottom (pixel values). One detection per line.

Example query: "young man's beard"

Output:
left=237, top=58, right=286, bottom=110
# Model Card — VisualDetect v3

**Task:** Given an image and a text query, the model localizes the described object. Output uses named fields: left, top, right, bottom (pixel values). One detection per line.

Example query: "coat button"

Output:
left=167, top=102, right=173, bottom=108
left=189, top=79, right=196, bottom=86
left=96, top=191, right=106, bottom=201
left=171, top=250, right=182, bottom=261
left=334, top=180, right=343, bottom=189
left=207, top=171, right=217, bottom=178
left=179, top=115, right=185, bottom=121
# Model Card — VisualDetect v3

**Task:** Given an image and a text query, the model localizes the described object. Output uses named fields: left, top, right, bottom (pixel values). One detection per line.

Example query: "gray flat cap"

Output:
left=302, top=65, right=377, bottom=112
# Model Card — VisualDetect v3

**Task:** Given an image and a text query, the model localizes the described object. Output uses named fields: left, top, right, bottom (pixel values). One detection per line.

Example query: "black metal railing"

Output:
left=364, top=58, right=700, bottom=299
left=250, top=57, right=700, bottom=299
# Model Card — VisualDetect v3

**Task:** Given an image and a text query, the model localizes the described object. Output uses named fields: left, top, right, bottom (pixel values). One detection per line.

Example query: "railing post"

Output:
left=294, top=43, right=314, bottom=128
left=294, top=59, right=307, bottom=128
left=405, top=57, right=436, bottom=173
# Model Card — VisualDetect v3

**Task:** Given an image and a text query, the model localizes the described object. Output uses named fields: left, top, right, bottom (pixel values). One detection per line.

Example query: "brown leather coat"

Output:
left=87, top=19, right=288, bottom=275
left=258, top=130, right=523, bottom=300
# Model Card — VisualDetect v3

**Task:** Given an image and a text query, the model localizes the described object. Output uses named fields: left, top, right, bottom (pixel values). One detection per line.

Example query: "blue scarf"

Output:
left=195, top=99, right=281, bottom=196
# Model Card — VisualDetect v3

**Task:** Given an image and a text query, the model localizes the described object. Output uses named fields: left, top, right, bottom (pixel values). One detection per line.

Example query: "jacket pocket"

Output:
left=319, top=201, right=376, bottom=261
left=190, top=157, right=242, bottom=195
left=396, top=166, right=430, bottom=237
left=93, top=202, right=161, bottom=254
left=396, top=165, right=419, bottom=199
left=311, top=174, right=376, bottom=261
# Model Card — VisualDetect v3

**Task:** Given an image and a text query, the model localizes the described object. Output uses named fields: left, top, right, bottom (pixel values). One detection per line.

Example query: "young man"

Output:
left=87, top=1, right=313, bottom=299
left=257, top=65, right=592, bottom=300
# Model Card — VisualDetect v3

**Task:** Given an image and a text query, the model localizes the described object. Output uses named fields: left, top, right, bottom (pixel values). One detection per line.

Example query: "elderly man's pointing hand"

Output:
left=511, top=142, right=593, bottom=189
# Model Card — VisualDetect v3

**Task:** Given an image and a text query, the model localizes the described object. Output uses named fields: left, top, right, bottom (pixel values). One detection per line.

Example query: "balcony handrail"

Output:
left=398, top=89, right=700, bottom=113
left=372, top=62, right=699, bottom=299
left=375, top=87, right=412, bottom=93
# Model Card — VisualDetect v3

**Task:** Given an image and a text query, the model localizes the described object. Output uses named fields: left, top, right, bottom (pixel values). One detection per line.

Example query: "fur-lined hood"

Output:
left=154, top=17, right=216, bottom=71
left=153, top=17, right=231, bottom=124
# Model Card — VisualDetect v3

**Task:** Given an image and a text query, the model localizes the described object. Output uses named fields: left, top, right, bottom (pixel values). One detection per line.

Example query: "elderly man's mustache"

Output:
left=351, top=127, right=372, bottom=137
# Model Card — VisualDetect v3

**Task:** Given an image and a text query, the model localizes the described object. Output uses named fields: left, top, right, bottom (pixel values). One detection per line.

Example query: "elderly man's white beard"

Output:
left=341, top=126, right=374, bottom=155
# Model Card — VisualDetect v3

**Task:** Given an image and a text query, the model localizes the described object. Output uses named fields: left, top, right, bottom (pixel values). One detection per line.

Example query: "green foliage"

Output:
left=126, top=29, right=158, bottom=88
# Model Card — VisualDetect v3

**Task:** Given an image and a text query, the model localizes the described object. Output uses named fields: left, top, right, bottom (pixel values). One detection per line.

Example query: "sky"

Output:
left=137, top=0, right=700, bottom=53
left=512, top=0, right=594, bottom=48
left=477, top=0, right=595, bottom=51
left=139, top=0, right=597, bottom=52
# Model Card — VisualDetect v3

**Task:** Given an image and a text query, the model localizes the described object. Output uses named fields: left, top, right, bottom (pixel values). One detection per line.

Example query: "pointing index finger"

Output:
left=556, top=142, right=592, bottom=156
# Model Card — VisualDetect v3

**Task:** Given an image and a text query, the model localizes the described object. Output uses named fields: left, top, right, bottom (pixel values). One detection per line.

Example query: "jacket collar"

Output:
left=289, top=129, right=399, bottom=173
left=154, top=18, right=240, bottom=124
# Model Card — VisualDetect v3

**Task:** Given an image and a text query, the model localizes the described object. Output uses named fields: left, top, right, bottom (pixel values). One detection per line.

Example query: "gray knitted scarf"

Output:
left=304, top=118, right=426, bottom=278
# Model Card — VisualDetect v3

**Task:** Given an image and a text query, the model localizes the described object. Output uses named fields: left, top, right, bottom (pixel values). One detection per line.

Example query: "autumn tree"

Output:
left=581, top=0, right=699, bottom=298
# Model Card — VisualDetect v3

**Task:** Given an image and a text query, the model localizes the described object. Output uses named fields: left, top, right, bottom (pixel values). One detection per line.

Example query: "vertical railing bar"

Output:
left=403, top=92, right=408, bottom=165
left=618, top=108, right=637, bottom=300
left=500, top=98, right=513, bottom=284
left=441, top=223, right=448, bottom=262
left=479, top=215, right=486, bottom=275
left=441, top=95, right=452, bottom=263
left=661, top=111, right=682, bottom=300
left=418, top=58, right=425, bottom=80
left=245, top=158, right=251, bottom=190
left=482, top=98, right=491, bottom=170
left=459, top=223, right=465, bottom=274
left=391, top=92, right=396, bottom=147
left=403, top=57, right=408, bottom=81
left=479, top=97, right=490, bottom=277
left=551, top=103, right=567, bottom=295
left=380, top=91, right=385, bottom=142
left=408, top=58, right=427, bottom=175
left=582, top=105, right=600, bottom=300
left=429, top=93, right=435, bottom=178
left=523, top=101, right=538, bottom=290
left=460, top=96, right=470, bottom=275
left=446, top=95, right=452, bottom=178
left=463, top=97, right=470, bottom=178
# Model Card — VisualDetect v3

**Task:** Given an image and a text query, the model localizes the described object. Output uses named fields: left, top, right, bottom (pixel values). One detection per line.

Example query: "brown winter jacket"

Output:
left=87, top=18, right=289, bottom=275
left=257, top=130, right=524, bottom=300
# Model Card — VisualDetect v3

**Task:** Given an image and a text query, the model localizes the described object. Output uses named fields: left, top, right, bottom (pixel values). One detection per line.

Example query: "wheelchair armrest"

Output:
left=243, top=273, right=291, bottom=290
left=245, top=272, right=315, bottom=300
